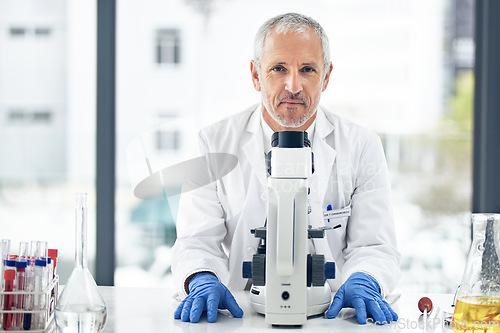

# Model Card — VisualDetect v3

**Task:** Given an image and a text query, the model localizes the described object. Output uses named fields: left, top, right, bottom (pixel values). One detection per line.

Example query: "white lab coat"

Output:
left=171, top=104, right=400, bottom=296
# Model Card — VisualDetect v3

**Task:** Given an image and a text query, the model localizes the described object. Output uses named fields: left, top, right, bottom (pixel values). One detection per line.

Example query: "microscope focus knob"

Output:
left=325, top=262, right=335, bottom=280
left=252, top=254, right=266, bottom=286
left=242, top=261, right=252, bottom=279
left=308, top=254, right=326, bottom=286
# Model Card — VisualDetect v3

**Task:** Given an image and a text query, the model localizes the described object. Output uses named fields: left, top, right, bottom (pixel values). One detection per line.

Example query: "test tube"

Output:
left=36, top=241, right=48, bottom=260
left=1, top=239, right=10, bottom=290
left=29, top=240, right=38, bottom=264
left=46, top=257, right=53, bottom=284
left=13, top=260, right=28, bottom=329
left=2, top=270, right=15, bottom=330
left=23, top=261, right=35, bottom=330
left=3, top=257, right=16, bottom=320
left=1, top=239, right=8, bottom=307
left=1, top=240, right=10, bottom=260
left=18, top=242, right=29, bottom=260
left=33, top=259, right=48, bottom=330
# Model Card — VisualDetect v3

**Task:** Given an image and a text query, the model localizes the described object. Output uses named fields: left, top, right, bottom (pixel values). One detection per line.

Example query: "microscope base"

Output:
left=249, top=284, right=332, bottom=320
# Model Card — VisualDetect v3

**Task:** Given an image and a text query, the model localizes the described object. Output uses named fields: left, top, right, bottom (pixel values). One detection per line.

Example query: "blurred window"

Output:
left=7, top=109, right=27, bottom=122
left=7, top=109, right=53, bottom=124
left=9, top=27, right=26, bottom=37
left=156, top=130, right=180, bottom=151
left=33, top=110, right=52, bottom=123
left=155, top=29, right=181, bottom=64
left=34, top=27, right=52, bottom=37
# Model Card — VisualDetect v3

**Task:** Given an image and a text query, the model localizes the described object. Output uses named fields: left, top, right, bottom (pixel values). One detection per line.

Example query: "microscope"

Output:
left=242, top=131, right=336, bottom=326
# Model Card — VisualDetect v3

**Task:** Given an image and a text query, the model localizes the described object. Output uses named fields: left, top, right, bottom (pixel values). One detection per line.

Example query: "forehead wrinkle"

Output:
left=271, top=61, right=319, bottom=65
left=302, top=62, right=319, bottom=67
left=264, top=60, right=321, bottom=69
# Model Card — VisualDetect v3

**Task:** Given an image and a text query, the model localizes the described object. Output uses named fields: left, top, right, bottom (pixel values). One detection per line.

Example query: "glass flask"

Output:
left=452, top=213, right=500, bottom=331
left=55, top=193, right=107, bottom=333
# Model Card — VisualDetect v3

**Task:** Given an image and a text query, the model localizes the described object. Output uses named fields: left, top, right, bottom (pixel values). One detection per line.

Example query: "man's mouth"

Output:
left=280, top=99, right=304, bottom=106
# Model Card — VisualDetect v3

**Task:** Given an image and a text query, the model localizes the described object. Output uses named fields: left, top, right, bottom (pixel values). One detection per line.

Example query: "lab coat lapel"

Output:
left=241, top=108, right=268, bottom=194
left=310, top=108, right=336, bottom=216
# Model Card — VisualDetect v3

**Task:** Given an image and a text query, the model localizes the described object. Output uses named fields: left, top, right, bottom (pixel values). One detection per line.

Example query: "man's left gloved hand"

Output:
left=174, top=273, right=244, bottom=323
left=325, top=272, right=397, bottom=325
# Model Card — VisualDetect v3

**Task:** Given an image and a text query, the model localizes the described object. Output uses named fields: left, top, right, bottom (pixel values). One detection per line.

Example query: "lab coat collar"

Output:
left=309, top=107, right=337, bottom=213
left=315, top=106, right=336, bottom=139
left=246, top=104, right=263, bottom=135
left=242, top=105, right=267, bottom=189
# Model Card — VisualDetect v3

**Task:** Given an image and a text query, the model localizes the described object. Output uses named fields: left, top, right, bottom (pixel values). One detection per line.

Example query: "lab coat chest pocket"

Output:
left=321, top=179, right=353, bottom=215
left=324, top=216, right=348, bottom=265
left=325, top=216, right=348, bottom=240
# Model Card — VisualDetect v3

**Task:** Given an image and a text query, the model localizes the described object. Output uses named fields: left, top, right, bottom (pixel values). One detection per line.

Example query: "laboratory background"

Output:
left=0, top=0, right=477, bottom=294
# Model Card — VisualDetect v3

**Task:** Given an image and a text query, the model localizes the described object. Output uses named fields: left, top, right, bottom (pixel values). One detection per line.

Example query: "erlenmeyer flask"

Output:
left=452, top=213, right=500, bottom=330
left=55, top=193, right=107, bottom=332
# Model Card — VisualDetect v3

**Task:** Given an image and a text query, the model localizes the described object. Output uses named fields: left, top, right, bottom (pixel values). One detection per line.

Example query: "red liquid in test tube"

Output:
left=2, top=269, right=16, bottom=330
left=14, top=260, right=28, bottom=329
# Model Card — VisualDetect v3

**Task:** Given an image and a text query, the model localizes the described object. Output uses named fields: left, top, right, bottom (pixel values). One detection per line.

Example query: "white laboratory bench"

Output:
left=98, top=287, right=456, bottom=332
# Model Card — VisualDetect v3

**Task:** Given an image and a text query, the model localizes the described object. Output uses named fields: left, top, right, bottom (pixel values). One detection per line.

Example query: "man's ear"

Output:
left=322, top=63, right=333, bottom=92
left=250, top=60, right=261, bottom=92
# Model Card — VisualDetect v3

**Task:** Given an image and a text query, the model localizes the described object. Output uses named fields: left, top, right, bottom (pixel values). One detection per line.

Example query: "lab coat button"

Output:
left=260, top=193, right=268, bottom=201
left=247, top=247, right=256, bottom=255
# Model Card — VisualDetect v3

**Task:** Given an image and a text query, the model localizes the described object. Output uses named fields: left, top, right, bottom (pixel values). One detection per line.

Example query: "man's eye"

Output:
left=301, top=67, right=315, bottom=73
left=272, top=66, right=285, bottom=72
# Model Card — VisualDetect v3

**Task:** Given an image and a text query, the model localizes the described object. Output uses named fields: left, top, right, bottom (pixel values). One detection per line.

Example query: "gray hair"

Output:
left=254, top=13, right=331, bottom=77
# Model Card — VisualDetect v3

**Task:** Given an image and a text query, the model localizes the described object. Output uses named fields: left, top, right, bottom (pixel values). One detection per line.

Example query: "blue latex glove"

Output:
left=326, top=272, right=397, bottom=325
left=174, top=273, right=244, bottom=323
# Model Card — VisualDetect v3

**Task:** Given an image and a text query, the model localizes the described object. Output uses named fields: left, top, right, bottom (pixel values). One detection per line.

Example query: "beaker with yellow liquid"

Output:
left=452, top=214, right=500, bottom=332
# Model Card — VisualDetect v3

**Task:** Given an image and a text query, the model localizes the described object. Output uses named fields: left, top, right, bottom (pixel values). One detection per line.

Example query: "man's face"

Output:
left=251, top=28, right=332, bottom=131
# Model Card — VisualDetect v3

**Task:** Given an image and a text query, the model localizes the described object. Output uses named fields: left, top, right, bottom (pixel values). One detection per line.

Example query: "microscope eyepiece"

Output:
left=271, top=131, right=310, bottom=148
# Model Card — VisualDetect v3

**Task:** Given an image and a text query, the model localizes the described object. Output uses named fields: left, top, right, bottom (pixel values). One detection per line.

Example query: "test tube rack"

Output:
left=0, top=275, right=58, bottom=333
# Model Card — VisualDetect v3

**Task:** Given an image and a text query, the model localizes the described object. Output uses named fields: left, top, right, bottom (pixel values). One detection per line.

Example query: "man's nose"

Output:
left=284, top=72, right=303, bottom=94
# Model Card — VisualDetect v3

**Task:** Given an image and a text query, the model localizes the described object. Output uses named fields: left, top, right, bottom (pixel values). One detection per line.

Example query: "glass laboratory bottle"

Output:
left=55, top=193, right=107, bottom=333
left=452, top=213, right=500, bottom=331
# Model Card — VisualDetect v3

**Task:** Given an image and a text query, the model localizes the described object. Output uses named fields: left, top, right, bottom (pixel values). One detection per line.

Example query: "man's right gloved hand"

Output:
left=174, top=273, right=244, bottom=323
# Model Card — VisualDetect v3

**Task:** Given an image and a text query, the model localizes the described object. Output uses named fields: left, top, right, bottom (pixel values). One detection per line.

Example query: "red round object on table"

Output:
left=418, top=297, right=433, bottom=313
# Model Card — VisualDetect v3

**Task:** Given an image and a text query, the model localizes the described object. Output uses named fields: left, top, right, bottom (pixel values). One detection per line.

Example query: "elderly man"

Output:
left=172, top=12, right=400, bottom=325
